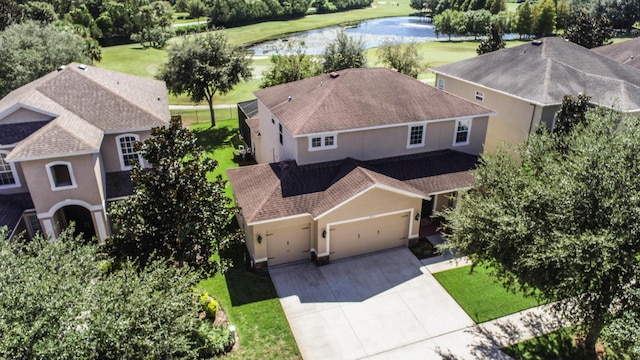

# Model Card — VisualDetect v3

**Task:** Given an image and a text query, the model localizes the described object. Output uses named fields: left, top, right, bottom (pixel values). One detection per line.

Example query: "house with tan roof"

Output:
left=432, top=37, right=640, bottom=152
left=0, top=63, right=170, bottom=241
left=228, top=68, right=494, bottom=269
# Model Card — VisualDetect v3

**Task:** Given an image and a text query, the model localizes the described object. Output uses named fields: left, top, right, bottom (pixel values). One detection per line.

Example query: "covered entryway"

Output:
left=329, top=212, right=410, bottom=260
left=266, top=223, right=311, bottom=266
left=54, top=205, right=96, bottom=242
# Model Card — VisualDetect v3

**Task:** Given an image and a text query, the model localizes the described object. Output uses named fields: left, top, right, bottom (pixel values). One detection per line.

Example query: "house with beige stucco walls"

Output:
left=228, top=68, right=495, bottom=270
left=0, top=63, right=170, bottom=242
left=432, top=37, right=640, bottom=153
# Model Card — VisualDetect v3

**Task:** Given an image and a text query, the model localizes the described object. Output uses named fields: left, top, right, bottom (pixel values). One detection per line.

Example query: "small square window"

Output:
left=324, top=136, right=334, bottom=146
left=407, top=125, right=425, bottom=148
left=437, top=78, right=445, bottom=90
left=311, top=137, right=322, bottom=147
left=51, top=164, right=72, bottom=187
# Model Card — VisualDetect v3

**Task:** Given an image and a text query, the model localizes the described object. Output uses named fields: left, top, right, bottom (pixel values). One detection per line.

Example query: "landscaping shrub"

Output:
left=174, top=23, right=210, bottom=36
left=198, top=291, right=219, bottom=320
left=195, top=322, right=235, bottom=357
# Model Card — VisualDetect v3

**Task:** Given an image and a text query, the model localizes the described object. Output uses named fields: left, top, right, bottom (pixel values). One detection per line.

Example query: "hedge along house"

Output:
left=228, top=68, right=495, bottom=270
left=432, top=37, right=640, bottom=153
left=0, top=63, right=170, bottom=242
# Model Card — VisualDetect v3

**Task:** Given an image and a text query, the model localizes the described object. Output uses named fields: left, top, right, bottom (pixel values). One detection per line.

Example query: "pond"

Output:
left=250, top=15, right=517, bottom=55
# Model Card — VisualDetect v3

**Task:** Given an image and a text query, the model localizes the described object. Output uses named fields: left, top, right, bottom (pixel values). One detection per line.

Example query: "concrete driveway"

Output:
left=269, top=248, right=475, bottom=360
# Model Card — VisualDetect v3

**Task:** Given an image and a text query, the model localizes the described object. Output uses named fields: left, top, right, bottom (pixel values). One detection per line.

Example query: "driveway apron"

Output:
left=269, top=248, right=475, bottom=360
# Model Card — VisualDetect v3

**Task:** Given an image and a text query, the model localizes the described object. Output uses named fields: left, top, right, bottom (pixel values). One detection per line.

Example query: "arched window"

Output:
left=46, top=161, right=77, bottom=190
left=0, top=151, right=20, bottom=188
left=116, top=134, right=142, bottom=170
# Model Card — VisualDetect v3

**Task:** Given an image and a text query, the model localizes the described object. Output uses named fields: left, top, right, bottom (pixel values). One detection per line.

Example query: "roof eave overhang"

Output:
left=7, top=149, right=100, bottom=162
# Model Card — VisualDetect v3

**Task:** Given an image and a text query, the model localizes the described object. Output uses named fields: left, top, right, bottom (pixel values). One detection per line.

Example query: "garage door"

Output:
left=266, top=223, right=311, bottom=266
left=329, top=212, right=410, bottom=260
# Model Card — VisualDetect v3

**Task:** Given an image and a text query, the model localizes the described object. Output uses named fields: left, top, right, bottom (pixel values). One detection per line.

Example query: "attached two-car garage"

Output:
left=328, top=211, right=411, bottom=261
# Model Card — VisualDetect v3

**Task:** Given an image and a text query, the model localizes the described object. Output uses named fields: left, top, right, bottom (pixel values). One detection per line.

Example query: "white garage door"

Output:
left=329, top=212, right=410, bottom=261
left=266, top=223, right=311, bottom=266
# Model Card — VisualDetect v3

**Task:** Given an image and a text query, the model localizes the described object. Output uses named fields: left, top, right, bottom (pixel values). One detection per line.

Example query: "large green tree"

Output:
left=0, top=21, right=92, bottom=98
left=377, top=41, right=424, bottom=78
left=157, top=32, right=252, bottom=127
left=476, top=22, right=505, bottom=55
left=260, top=40, right=320, bottom=88
left=131, top=0, right=174, bottom=49
left=0, top=227, right=230, bottom=359
left=533, top=0, right=555, bottom=36
left=442, top=109, right=640, bottom=354
left=515, top=1, right=533, bottom=38
left=564, top=10, right=615, bottom=49
left=433, top=9, right=467, bottom=40
left=107, top=118, right=241, bottom=273
left=321, top=31, right=367, bottom=73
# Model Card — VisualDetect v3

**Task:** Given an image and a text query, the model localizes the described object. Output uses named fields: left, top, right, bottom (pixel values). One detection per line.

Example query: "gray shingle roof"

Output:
left=0, top=193, right=34, bottom=232
left=592, top=38, right=640, bottom=70
left=227, top=150, right=477, bottom=224
left=254, top=68, right=494, bottom=136
left=0, top=63, right=170, bottom=161
left=432, top=37, right=640, bottom=111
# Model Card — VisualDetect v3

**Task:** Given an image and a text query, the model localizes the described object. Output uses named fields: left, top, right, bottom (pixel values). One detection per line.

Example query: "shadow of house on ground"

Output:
left=220, top=243, right=279, bottom=306
left=193, top=126, right=238, bottom=152
left=269, top=248, right=423, bottom=303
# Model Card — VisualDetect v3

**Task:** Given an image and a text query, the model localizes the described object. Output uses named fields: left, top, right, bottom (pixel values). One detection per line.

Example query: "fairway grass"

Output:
left=433, top=265, right=542, bottom=323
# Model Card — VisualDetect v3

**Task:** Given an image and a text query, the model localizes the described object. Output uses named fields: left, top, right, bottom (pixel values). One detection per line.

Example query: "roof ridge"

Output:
left=247, top=177, right=283, bottom=222
left=293, top=75, right=339, bottom=134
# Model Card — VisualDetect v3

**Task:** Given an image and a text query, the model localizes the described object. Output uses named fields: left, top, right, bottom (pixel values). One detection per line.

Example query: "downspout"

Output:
left=528, top=103, right=537, bottom=134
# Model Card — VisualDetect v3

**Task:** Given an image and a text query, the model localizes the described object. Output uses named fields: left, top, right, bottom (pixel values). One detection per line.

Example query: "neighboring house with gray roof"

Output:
left=228, top=68, right=494, bottom=269
left=432, top=37, right=640, bottom=152
left=592, top=37, right=640, bottom=70
left=0, top=63, right=169, bottom=241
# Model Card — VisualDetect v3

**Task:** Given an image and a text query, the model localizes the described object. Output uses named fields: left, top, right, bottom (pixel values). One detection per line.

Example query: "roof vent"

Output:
left=57, top=65, right=66, bottom=71
left=288, top=96, right=292, bottom=101
left=78, top=64, right=87, bottom=70
left=329, top=72, right=339, bottom=78
left=531, top=40, right=543, bottom=46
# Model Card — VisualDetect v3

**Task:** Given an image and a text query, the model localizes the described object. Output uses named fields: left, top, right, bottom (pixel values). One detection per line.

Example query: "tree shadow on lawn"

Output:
left=220, top=243, right=279, bottom=307
left=193, top=126, right=238, bottom=152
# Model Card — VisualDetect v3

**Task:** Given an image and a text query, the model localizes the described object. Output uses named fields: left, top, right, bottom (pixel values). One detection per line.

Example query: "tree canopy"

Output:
left=260, top=41, right=320, bottom=88
left=377, top=41, right=424, bottom=78
left=107, top=118, right=241, bottom=273
left=442, top=109, right=640, bottom=353
left=0, top=227, right=232, bottom=359
left=476, top=22, right=505, bottom=55
left=564, top=10, right=615, bottom=49
left=0, top=21, right=92, bottom=98
left=157, top=32, right=252, bottom=127
left=321, top=31, right=367, bottom=73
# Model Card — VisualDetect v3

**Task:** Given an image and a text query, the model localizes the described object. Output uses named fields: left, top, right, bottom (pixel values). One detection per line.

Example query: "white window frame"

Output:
left=0, top=150, right=20, bottom=189
left=308, top=133, right=337, bottom=151
left=406, top=124, right=426, bottom=149
left=24, top=212, right=42, bottom=238
left=437, top=78, right=445, bottom=90
left=46, top=161, right=77, bottom=191
left=475, top=91, right=484, bottom=102
left=453, top=119, right=472, bottom=146
left=116, top=134, right=142, bottom=170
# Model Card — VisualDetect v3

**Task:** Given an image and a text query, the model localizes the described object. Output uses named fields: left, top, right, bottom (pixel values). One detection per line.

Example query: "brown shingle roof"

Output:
left=592, top=38, right=640, bottom=70
left=432, top=37, right=640, bottom=111
left=253, top=68, right=494, bottom=135
left=227, top=150, right=477, bottom=224
left=0, top=63, right=170, bottom=161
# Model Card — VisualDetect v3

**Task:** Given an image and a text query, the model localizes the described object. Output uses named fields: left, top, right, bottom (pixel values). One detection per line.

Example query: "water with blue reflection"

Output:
left=250, top=16, right=516, bottom=55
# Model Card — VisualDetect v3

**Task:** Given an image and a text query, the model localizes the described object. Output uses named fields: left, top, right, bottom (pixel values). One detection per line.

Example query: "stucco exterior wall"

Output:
left=100, top=130, right=152, bottom=173
left=249, top=215, right=314, bottom=262
left=20, top=154, right=104, bottom=214
left=437, top=75, right=542, bottom=153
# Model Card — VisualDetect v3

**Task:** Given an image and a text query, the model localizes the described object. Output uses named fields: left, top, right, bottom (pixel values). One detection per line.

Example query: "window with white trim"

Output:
left=308, top=134, right=337, bottom=151
left=407, top=125, right=425, bottom=148
left=437, top=78, right=445, bottom=90
left=116, top=134, right=142, bottom=170
left=475, top=91, right=484, bottom=101
left=0, top=151, right=19, bottom=188
left=46, top=161, right=77, bottom=190
left=453, top=119, right=471, bottom=146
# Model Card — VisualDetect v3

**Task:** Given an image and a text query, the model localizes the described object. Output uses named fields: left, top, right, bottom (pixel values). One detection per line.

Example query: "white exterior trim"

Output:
left=41, top=218, right=55, bottom=240
left=92, top=210, right=108, bottom=241
left=247, top=213, right=311, bottom=227
left=452, top=118, right=472, bottom=146
left=317, top=208, right=414, bottom=257
left=254, top=257, right=268, bottom=263
left=308, top=133, right=338, bottom=151
left=37, top=199, right=104, bottom=219
left=116, top=133, right=142, bottom=171
left=45, top=161, right=78, bottom=191
left=0, top=150, right=21, bottom=189
left=0, top=102, right=58, bottom=121
left=8, top=149, right=99, bottom=162
left=406, top=123, right=427, bottom=149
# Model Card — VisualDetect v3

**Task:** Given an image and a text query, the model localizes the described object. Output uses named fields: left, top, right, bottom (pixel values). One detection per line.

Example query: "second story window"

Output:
left=46, top=162, right=77, bottom=190
left=0, top=151, right=20, bottom=188
left=116, top=134, right=142, bottom=170
left=407, top=125, right=425, bottom=148
left=279, top=124, right=283, bottom=145
left=454, top=119, right=471, bottom=146
left=308, top=134, right=337, bottom=151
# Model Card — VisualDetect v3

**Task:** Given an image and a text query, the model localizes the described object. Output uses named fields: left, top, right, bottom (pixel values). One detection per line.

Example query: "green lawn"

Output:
left=433, top=265, right=542, bottom=323
left=503, top=327, right=631, bottom=360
